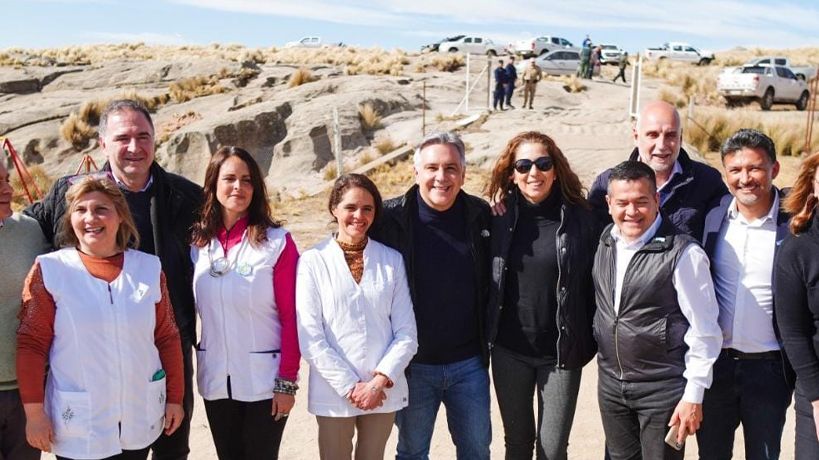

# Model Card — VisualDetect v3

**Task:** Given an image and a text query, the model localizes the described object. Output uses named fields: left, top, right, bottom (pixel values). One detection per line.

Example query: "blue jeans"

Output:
left=597, top=372, right=685, bottom=460
left=395, top=355, right=491, bottom=460
left=697, top=351, right=792, bottom=460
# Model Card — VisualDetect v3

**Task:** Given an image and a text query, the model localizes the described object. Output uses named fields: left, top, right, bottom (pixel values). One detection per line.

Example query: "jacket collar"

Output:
left=395, top=184, right=484, bottom=228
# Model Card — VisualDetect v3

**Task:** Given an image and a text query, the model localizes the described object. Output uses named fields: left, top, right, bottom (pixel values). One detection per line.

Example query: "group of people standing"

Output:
left=1, top=96, right=819, bottom=460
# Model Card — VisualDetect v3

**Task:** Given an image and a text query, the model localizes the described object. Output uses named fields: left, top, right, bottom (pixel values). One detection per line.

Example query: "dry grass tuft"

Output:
left=10, top=165, right=53, bottom=211
left=322, top=163, right=338, bottom=181
left=60, top=112, right=97, bottom=151
left=358, top=103, right=382, bottom=130
left=289, top=67, right=317, bottom=87
left=156, top=111, right=202, bottom=144
left=373, top=136, right=396, bottom=154
left=560, top=75, right=587, bottom=93
left=659, top=87, right=688, bottom=109
left=684, top=107, right=819, bottom=156
left=169, top=76, right=226, bottom=103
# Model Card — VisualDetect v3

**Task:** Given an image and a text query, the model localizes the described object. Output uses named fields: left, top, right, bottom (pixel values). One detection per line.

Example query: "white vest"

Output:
left=191, top=227, right=288, bottom=402
left=39, top=248, right=166, bottom=459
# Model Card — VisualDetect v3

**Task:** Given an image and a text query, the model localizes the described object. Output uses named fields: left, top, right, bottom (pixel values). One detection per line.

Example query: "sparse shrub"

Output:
left=323, top=163, right=338, bottom=181
left=432, top=55, right=465, bottom=72
left=659, top=87, right=687, bottom=108
left=169, top=76, right=225, bottom=103
left=358, top=103, right=382, bottom=130
left=289, top=67, right=317, bottom=87
left=373, top=136, right=396, bottom=154
left=60, top=112, right=97, bottom=150
left=560, top=75, right=586, bottom=93
left=11, top=165, right=53, bottom=211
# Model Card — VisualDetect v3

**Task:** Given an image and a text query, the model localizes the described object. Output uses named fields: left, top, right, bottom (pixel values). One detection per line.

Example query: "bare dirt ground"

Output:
left=39, top=68, right=799, bottom=459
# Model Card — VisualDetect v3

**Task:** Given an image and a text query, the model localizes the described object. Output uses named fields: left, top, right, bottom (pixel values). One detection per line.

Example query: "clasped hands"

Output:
left=348, top=374, right=389, bottom=410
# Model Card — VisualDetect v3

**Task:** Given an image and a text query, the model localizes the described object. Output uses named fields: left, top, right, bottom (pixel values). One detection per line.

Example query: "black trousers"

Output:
left=204, top=397, right=288, bottom=460
left=151, top=339, right=194, bottom=460
left=0, top=389, right=40, bottom=460
left=795, top=383, right=819, bottom=460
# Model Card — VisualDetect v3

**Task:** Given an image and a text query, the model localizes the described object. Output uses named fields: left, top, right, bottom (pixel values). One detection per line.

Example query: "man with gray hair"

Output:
left=25, top=99, right=202, bottom=460
left=0, top=160, right=49, bottom=460
left=370, top=132, right=492, bottom=459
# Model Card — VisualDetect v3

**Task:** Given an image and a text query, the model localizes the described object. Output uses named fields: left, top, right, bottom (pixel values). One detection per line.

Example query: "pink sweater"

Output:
left=217, top=218, right=300, bottom=382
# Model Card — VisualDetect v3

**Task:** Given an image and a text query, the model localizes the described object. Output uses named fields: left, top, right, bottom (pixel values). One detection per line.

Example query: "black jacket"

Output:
left=588, top=147, right=727, bottom=242
left=24, top=162, right=203, bottom=342
left=774, top=211, right=819, bottom=399
left=487, top=189, right=598, bottom=370
left=369, top=185, right=492, bottom=366
left=703, top=190, right=795, bottom=389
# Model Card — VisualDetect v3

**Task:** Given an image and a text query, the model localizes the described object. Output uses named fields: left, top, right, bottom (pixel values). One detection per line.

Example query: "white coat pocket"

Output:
left=146, top=377, right=166, bottom=439
left=248, top=351, right=280, bottom=396
left=51, top=390, right=91, bottom=438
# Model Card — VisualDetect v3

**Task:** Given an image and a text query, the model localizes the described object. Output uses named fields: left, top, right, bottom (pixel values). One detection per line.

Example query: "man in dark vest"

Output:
left=697, top=129, right=794, bottom=459
left=593, top=161, right=722, bottom=459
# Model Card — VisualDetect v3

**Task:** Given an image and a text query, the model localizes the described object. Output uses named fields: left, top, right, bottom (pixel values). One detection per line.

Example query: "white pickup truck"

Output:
left=717, top=65, right=811, bottom=110
left=743, top=56, right=817, bottom=81
left=512, top=36, right=577, bottom=58
left=643, top=42, right=714, bottom=65
left=284, top=36, right=344, bottom=48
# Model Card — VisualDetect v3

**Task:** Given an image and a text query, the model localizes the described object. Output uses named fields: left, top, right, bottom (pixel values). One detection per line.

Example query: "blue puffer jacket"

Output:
left=587, top=147, right=727, bottom=242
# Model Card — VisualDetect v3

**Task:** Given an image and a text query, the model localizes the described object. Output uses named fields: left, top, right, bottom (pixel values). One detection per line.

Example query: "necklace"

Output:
left=207, top=235, right=251, bottom=277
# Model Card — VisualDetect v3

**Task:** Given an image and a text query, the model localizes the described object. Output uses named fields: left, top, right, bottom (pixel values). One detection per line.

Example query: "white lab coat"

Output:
left=296, top=237, right=417, bottom=417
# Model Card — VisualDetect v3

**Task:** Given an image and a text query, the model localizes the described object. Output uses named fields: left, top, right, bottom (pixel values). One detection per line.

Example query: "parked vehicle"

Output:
left=284, top=36, right=344, bottom=48
left=717, top=65, right=811, bottom=110
left=421, top=35, right=465, bottom=53
left=513, top=36, right=577, bottom=58
left=438, top=36, right=506, bottom=55
left=599, top=44, right=624, bottom=65
left=643, top=42, right=714, bottom=65
left=516, top=49, right=581, bottom=76
left=743, top=56, right=817, bottom=81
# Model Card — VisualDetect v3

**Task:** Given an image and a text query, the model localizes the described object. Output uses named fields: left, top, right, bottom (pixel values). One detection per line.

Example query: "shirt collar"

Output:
left=112, top=173, right=153, bottom=193
left=610, top=213, right=663, bottom=248
left=657, top=161, right=683, bottom=192
left=726, top=190, right=779, bottom=224
left=217, top=215, right=249, bottom=251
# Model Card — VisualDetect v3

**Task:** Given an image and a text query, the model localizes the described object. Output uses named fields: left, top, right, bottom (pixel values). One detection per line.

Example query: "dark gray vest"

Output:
left=593, top=220, right=695, bottom=382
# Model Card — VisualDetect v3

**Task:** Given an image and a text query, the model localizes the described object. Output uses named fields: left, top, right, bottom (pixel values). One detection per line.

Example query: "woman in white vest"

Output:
left=16, top=176, right=184, bottom=460
left=190, top=146, right=300, bottom=459
left=297, top=173, right=418, bottom=460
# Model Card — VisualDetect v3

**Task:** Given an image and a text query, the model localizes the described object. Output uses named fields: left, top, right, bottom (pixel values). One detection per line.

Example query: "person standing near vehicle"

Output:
left=579, top=45, right=591, bottom=79
left=493, top=60, right=508, bottom=111
left=521, top=59, right=542, bottom=110
left=0, top=160, right=49, bottom=460
left=505, top=56, right=518, bottom=109
left=613, top=52, right=629, bottom=83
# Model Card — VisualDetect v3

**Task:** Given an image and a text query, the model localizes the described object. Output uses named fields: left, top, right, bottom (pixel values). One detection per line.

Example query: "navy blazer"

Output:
left=701, top=188, right=795, bottom=388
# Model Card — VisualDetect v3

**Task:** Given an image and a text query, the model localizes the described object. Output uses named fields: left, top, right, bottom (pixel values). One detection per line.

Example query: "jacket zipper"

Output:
left=218, top=259, right=231, bottom=387
left=554, top=205, right=565, bottom=367
left=108, top=283, right=126, bottom=422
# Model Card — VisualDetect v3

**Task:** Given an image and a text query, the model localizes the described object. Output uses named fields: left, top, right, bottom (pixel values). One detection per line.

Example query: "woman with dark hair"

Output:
left=296, top=173, right=417, bottom=460
left=190, top=146, right=299, bottom=459
left=17, top=176, right=184, bottom=460
left=485, top=131, right=598, bottom=459
left=774, top=152, right=819, bottom=459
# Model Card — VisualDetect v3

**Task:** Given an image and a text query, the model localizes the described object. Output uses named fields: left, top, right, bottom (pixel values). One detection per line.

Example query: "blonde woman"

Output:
left=17, top=176, right=184, bottom=460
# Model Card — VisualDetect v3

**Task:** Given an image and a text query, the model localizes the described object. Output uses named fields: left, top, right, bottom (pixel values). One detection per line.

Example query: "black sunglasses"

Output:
left=514, top=156, right=554, bottom=174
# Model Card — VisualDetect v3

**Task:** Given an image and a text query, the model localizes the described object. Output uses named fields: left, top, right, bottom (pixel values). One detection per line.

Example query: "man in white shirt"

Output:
left=697, top=129, right=794, bottom=459
left=593, top=161, right=722, bottom=460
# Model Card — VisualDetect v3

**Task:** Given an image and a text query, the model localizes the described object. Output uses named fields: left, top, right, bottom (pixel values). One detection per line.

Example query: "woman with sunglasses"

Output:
left=17, top=176, right=184, bottom=459
left=190, top=146, right=300, bottom=459
left=485, top=131, right=599, bottom=459
left=774, top=152, right=819, bottom=459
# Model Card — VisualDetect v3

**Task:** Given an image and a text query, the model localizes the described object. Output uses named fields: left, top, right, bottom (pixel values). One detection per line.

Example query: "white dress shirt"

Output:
left=712, top=194, right=780, bottom=353
left=611, top=215, right=722, bottom=403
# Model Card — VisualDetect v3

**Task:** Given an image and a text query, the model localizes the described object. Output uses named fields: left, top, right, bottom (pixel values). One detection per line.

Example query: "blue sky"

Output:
left=3, top=0, right=819, bottom=54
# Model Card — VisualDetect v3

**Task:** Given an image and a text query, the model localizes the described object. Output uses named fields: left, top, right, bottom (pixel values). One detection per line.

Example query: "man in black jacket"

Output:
left=25, top=99, right=202, bottom=460
left=369, top=132, right=492, bottom=460
left=697, top=129, right=794, bottom=459
left=588, top=100, right=727, bottom=242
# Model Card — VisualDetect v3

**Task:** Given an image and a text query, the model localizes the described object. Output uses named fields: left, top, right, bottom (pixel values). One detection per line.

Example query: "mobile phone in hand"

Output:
left=665, top=424, right=684, bottom=451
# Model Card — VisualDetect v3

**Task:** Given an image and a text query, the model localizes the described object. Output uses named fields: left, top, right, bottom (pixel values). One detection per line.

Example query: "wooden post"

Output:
left=486, top=57, right=491, bottom=110
left=805, top=75, right=818, bottom=155
left=465, top=53, right=471, bottom=113
left=422, top=80, right=427, bottom=138
left=687, top=97, right=695, bottom=138
left=333, top=107, right=343, bottom=178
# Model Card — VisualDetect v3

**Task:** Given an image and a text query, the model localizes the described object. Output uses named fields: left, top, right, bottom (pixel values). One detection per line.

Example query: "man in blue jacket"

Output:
left=493, top=59, right=507, bottom=111
left=504, top=56, right=518, bottom=109
left=588, top=100, right=727, bottom=242
left=697, top=129, right=794, bottom=459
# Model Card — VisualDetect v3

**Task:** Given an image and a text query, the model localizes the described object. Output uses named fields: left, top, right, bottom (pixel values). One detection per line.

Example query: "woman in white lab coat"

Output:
left=297, top=173, right=417, bottom=460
